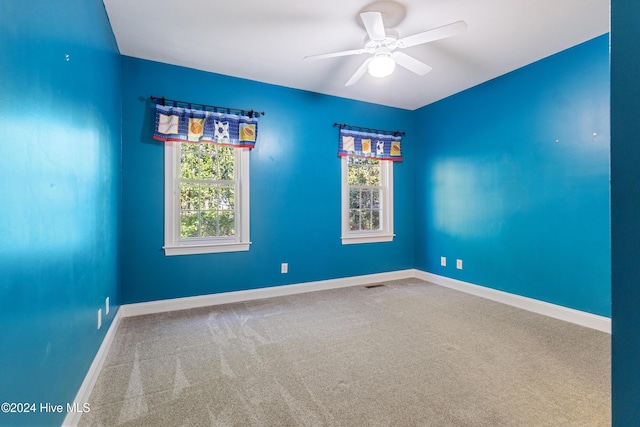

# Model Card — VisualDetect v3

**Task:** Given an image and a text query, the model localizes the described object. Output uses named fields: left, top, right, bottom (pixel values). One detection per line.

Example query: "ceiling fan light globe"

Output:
left=368, top=55, right=396, bottom=78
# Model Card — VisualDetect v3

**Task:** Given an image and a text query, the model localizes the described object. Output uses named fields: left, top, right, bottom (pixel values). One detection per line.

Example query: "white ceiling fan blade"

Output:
left=304, top=48, right=368, bottom=61
left=361, top=11, right=386, bottom=41
left=345, top=57, right=373, bottom=86
left=397, top=20, right=467, bottom=48
left=393, top=52, right=432, bottom=75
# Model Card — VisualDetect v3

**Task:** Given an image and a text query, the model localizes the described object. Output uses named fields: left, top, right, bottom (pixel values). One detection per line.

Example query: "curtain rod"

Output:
left=333, top=122, right=405, bottom=137
left=150, top=96, right=265, bottom=118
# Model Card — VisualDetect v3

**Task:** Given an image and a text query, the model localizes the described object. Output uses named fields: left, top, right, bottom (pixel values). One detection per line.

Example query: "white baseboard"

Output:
left=63, top=309, right=123, bottom=427
left=120, top=269, right=415, bottom=318
left=413, top=270, right=611, bottom=333
left=120, top=269, right=611, bottom=333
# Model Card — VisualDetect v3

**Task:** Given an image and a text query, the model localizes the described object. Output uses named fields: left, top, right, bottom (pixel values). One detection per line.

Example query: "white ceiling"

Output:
left=103, top=0, right=609, bottom=110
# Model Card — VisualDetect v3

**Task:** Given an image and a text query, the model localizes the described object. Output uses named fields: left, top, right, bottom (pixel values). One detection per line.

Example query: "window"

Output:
left=164, top=142, right=250, bottom=255
left=341, top=156, right=394, bottom=244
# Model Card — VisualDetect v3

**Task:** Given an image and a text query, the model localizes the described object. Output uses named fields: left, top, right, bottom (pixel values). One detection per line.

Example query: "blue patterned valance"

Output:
left=153, top=104, right=258, bottom=148
left=338, top=127, right=402, bottom=161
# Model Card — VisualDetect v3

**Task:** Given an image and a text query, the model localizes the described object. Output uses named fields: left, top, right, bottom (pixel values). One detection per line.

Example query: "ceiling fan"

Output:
left=304, top=11, right=467, bottom=86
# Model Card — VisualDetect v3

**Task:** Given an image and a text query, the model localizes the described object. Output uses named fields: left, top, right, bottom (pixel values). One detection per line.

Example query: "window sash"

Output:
left=178, top=181, right=238, bottom=240
left=348, top=186, right=383, bottom=232
left=178, top=181, right=239, bottom=241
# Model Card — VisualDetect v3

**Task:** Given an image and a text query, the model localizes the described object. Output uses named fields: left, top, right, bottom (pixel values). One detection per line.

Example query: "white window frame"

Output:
left=341, top=156, right=394, bottom=245
left=163, top=142, right=250, bottom=256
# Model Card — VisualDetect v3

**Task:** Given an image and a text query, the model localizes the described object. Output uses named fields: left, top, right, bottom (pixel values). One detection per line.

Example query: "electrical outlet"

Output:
left=105, top=297, right=110, bottom=315
left=456, top=259, right=463, bottom=270
left=97, top=309, right=102, bottom=329
left=440, top=256, right=447, bottom=267
left=281, top=263, right=288, bottom=274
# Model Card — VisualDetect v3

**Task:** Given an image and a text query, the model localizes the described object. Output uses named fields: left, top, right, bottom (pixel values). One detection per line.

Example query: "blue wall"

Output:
left=119, top=57, right=415, bottom=304
left=412, top=35, right=610, bottom=316
left=611, top=1, right=640, bottom=424
left=0, top=1, right=121, bottom=425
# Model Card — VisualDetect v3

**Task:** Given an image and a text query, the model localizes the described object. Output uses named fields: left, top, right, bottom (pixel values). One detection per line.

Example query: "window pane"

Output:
left=347, top=157, right=366, bottom=185
left=371, top=210, right=380, bottom=230
left=368, top=161, right=380, bottom=186
left=200, top=211, right=218, bottom=238
left=219, top=186, right=235, bottom=211
left=181, top=183, right=201, bottom=210
left=361, top=190, right=372, bottom=209
left=180, top=143, right=200, bottom=180
left=218, top=146, right=235, bottom=180
left=349, top=189, right=361, bottom=209
left=372, top=190, right=380, bottom=209
left=199, top=185, right=215, bottom=210
left=218, top=211, right=235, bottom=236
left=349, top=210, right=360, bottom=231
left=200, top=143, right=219, bottom=180
left=361, top=210, right=372, bottom=230
left=180, top=211, right=199, bottom=238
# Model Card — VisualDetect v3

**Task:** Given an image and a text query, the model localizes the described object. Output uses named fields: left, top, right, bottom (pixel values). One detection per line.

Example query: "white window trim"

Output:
left=341, top=157, right=395, bottom=245
left=163, top=142, right=250, bottom=256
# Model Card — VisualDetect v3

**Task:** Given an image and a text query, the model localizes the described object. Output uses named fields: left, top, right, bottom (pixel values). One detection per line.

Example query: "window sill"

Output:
left=341, top=234, right=395, bottom=245
left=164, top=241, right=251, bottom=256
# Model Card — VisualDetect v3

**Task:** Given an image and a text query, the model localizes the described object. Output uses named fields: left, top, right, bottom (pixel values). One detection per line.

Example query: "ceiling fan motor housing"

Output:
left=364, top=29, right=399, bottom=54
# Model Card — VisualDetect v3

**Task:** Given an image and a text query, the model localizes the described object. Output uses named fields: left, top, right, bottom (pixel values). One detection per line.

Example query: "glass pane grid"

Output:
left=348, top=186, right=382, bottom=232
left=179, top=142, right=237, bottom=240
left=347, top=157, right=380, bottom=186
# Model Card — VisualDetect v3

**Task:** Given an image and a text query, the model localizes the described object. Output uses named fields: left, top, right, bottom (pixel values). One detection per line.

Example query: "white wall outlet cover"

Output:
left=281, top=263, right=288, bottom=273
left=440, top=256, right=446, bottom=266
left=456, top=259, right=463, bottom=269
left=106, top=297, right=110, bottom=315
left=97, top=309, right=102, bottom=329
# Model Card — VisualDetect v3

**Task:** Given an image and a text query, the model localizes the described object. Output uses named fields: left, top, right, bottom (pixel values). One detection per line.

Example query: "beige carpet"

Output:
left=79, top=279, right=610, bottom=426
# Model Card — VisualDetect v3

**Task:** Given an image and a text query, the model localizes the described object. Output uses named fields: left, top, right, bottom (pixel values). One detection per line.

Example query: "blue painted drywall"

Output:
left=610, top=1, right=640, bottom=424
left=119, top=57, right=415, bottom=304
left=412, top=35, right=610, bottom=316
left=0, top=1, right=121, bottom=425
